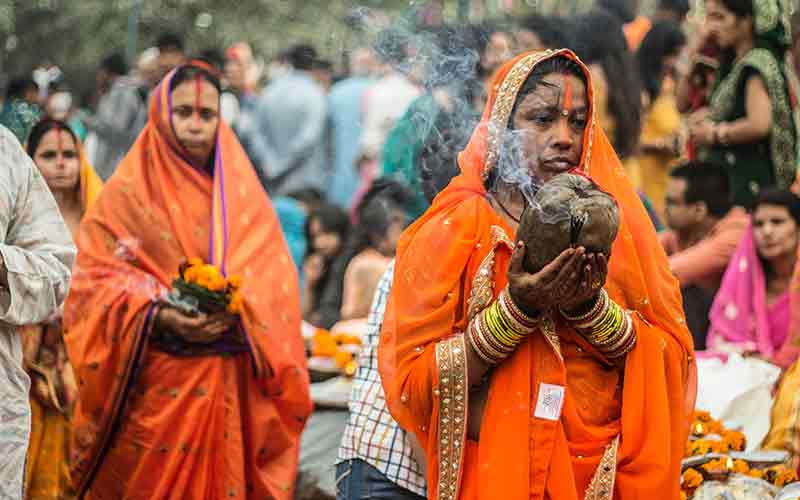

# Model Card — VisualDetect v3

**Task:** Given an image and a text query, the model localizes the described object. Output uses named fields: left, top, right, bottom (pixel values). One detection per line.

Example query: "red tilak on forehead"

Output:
left=194, top=74, right=203, bottom=126
left=562, top=78, right=573, bottom=115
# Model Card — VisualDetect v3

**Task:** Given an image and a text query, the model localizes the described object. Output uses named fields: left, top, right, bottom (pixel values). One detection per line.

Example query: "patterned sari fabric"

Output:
left=699, top=0, right=800, bottom=205
left=63, top=63, right=311, bottom=499
left=23, top=142, right=102, bottom=500
left=379, top=50, right=696, bottom=500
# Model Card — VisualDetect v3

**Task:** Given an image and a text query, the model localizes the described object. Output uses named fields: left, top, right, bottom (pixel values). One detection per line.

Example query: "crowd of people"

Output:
left=2, top=0, right=800, bottom=498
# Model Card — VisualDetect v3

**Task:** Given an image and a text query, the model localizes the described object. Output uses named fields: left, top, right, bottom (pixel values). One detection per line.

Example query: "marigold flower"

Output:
left=184, top=267, right=199, bottom=283
left=721, top=431, right=746, bottom=452
left=731, top=460, right=749, bottom=474
left=207, top=276, right=227, bottom=292
left=333, top=333, right=362, bottom=346
left=682, top=468, right=703, bottom=489
left=774, top=468, right=798, bottom=487
left=693, top=410, right=713, bottom=423
left=687, top=439, right=714, bottom=456
left=227, top=292, right=244, bottom=314
left=227, top=275, right=243, bottom=289
left=707, top=419, right=724, bottom=435
left=711, top=440, right=728, bottom=454
left=311, top=330, right=337, bottom=357
left=188, top=257, right=203, bottom=267
left=334, top=350, right=353, bottom=369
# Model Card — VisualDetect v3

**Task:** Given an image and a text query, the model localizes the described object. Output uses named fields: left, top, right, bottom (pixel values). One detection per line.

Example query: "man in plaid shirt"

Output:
left=336, top=97, right=469, bottom=499
left=335, top=262, right=427, bottom=499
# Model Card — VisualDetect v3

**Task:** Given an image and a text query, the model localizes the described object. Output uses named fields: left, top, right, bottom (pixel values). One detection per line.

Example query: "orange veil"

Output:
left=64, top=63, right=311, bottom=499
left=379, top=50, right=695, bottom=500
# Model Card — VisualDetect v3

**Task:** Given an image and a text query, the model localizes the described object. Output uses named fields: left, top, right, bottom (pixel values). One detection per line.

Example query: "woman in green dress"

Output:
left=685, top=0, right=799, bottom=207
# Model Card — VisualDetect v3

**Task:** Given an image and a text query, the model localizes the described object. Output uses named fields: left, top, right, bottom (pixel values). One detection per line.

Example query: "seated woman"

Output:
left=22, top=118, right=102, bottom=499
left=63, top=62, right=311, bottom=499
left=302, top=203, right=350, bottom=327
left=308, top=182, right=412, bottom=331
left=705, top=189, right=800, bottom=368
left=337, top=180, right=411, bottom=327
left=379, top=49, right=694, bottom=499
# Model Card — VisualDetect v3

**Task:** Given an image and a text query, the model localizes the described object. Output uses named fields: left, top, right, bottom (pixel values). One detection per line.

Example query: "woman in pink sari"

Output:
left=706, top=189, right=800, bottom=368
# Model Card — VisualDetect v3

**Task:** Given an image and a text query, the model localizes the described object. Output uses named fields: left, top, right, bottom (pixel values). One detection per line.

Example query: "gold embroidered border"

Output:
left=467, top=226, right=515, bottom=321
left=584, top=436, right=620, bottom=500
left=539, top=314, right=563, bottom=360
left=484, top=48, right=595, bottom=179
left=435, top=335, right=468, bottom=500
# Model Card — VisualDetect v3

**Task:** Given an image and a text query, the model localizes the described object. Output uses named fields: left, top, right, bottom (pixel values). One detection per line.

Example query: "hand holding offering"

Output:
left=509, top=173, right=620, bottom=314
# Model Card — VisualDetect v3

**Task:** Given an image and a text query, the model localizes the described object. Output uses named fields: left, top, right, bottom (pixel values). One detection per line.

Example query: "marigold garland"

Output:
left=310, top=329, right=362, bottom=377
left=681, top=411, right=800, bottom=498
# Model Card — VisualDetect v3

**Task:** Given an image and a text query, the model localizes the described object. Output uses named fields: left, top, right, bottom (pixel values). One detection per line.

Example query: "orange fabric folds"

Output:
left=379, top=50, right=696, bottom=500
left=64, top=64, right=311, bottom=499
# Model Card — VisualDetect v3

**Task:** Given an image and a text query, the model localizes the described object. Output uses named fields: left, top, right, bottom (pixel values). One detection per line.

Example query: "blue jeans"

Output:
left=335, top=459, right=426, bottom=500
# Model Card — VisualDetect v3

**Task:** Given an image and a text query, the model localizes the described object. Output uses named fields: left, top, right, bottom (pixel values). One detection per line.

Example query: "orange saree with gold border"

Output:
left=379, top=50, right=696, bottom=500
left=64, top=64, right=312, bottom=499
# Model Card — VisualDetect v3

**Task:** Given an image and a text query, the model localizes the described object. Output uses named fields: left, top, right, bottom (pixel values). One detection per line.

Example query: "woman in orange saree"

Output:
left=63, top=62, right=311, bottom=499
left=379, top=49, right=696, bottom=500
left=23, top=118, right=103, bottom=499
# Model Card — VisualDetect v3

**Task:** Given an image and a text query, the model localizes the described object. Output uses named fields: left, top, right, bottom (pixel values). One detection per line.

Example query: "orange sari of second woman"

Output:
left=379, top=50, right=696, bottom=500
left=63, top=64, right=312, bottom=499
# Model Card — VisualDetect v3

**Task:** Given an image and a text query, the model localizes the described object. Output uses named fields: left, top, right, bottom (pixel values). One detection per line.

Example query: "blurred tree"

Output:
left=0, top=0, right=614, bottom=103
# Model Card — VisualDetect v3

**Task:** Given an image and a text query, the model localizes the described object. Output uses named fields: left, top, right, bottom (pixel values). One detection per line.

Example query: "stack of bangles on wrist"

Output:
left=468, top=287, right=539, bottom=365
left=559, top=289, right=636, bottom=359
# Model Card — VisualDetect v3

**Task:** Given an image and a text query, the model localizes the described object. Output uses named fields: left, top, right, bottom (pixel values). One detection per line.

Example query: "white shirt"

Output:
left=0, top=126, right=75, bottom=499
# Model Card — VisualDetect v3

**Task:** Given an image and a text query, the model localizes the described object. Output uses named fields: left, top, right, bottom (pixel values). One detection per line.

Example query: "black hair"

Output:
left=418, top=108, right=474, bottom=204
left=197, top=48, right=225, bottom=73
left=5, top=77, right=37, bottom=100
left=521, top=14, right=572, bottom=49
left=169, top=64, right=222, bottom=94
left=353, top=179, right=414, bottom=252
left=752, top=188, right=800, bottom=225
left=26, top=118, right=78, bottom=158
left=570, top=9, right=643, bottom=158
left=286, top=44, right=318, bottom=71
left=100, top=52, right=128, bottom=77
left=312, top=59, right=333, bottom=72
left=718, top=0, right=754, bottom=18
left=287, top=188, right=324, bottom=209
left=305, top=203, right=350, bottom=253
left=669, top=161, right=733, bottom=218
left=637, top=21, right=687, bottom=100
left=157, top=32, right=184, bottom=52
left=373, top=28, right=409, bottom=67
left=597, top=0, right=638, bottom=23
left=658, top=0, right=691, bottom=18
left=466, top=23, right=493, bottom=62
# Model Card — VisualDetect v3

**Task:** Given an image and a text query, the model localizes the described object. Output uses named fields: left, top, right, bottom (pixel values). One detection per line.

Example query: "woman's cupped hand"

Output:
left=506, top=242, right=608, bottom=316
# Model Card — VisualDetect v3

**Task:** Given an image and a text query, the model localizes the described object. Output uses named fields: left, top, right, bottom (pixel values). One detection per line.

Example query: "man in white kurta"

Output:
left=0, top=126, right=75, bottom=499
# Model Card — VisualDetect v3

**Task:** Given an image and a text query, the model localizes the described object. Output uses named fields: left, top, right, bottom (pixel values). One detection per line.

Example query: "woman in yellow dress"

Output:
left=635, top=21, right=687, bottom=219
left=22, top=118, right=102, bottom=499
